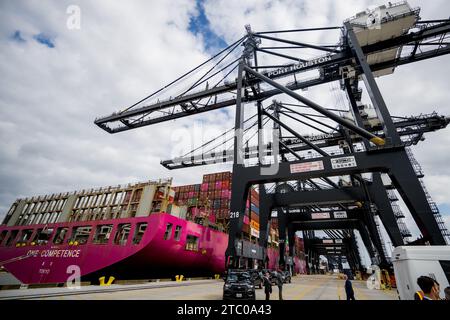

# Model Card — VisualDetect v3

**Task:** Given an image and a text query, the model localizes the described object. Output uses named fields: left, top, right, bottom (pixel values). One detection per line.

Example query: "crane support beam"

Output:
left=95, top=21, right=450, bottom=133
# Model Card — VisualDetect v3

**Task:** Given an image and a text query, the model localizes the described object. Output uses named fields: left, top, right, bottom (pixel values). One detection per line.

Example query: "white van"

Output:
left=392, top=246, right=450, bottom=300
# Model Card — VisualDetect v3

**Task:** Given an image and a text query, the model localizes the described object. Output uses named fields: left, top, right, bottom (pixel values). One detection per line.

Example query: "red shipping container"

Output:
left=213, top=190, right=220, bottom=198
left=215, top=181, right=222, bottom=189
left=201, top=183, right=208, bottom=192
left=221, top=189, right=228, bottom=199
left=188, top=191, right=194, bottom=198
left=208, top=182, right=214, bottom=190
left=209, top=214, right=216, bottom=224
left=251, top=212, right=259, bottom=222
left=222, top=180, right=230, bottom=189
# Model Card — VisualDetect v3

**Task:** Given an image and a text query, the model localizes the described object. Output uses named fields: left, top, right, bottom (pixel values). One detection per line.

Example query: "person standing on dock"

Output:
left=344, top=274, right=355, bottom=300
left=275, top=269, right=284, bottom=300
left=263, top=272, right=272, bottom=301
left=416, top=276, right=441, bottom=300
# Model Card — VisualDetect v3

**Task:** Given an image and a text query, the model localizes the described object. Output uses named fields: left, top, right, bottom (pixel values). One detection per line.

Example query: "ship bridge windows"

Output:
left=69, top=226, right=92, bottom=245
left=164, top=223, right=173, bottom=240
left=93, top=224, right=113, bottom=244
left=32, top=228, right=55, bottom=246
left=174, top=225, right=182, bottom=241
left=53, top=227, right=68, bottom=245
left=114, top=223, right=131, bottom=245
left=0, top=230, right=10, bottom=246
left=5, top=230, right=19, bottom=247
left=133, top=223, right=147, bottom=245
left=17, top=229, right=34, bottom=246
left=185, top=235, right=199, bottom=251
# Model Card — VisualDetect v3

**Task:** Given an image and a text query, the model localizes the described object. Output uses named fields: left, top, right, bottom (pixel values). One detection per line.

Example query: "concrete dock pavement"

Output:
left=0, top=275, right=398, bottom=300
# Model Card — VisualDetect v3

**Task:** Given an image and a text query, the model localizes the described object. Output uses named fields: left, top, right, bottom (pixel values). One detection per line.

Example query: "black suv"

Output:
left=223, top=270, right=256, bottom=300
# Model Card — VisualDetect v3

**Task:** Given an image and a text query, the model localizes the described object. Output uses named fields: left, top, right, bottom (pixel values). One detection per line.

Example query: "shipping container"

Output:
left=201, top=183, right=208, bottom=192
left=212, top=199, right=220, bottom=209
left=250, top=212, right=259, bottom=222
left=222, top=180, right=230, bottom=189
left=222, top=171, right=232, bottom=180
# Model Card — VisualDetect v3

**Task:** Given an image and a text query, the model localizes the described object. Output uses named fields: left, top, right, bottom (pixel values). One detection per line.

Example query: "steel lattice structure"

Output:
left=95, top=2, right=450, bottom=273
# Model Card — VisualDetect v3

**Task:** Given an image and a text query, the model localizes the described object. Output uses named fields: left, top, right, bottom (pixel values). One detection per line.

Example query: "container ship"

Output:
left=0, top=171, right=306, bottom=285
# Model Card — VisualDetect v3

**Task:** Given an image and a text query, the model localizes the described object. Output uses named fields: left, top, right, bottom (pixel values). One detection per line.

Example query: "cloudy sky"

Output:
left=1, top=0, right=449, bottom=259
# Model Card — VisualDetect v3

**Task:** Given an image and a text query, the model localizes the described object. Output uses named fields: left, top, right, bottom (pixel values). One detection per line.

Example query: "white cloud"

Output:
left=0, top=0, right=234, bottom=216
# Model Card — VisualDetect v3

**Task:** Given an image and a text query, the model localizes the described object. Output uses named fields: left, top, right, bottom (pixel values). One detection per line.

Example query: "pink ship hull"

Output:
left=0, top=213, right=281, bottom=284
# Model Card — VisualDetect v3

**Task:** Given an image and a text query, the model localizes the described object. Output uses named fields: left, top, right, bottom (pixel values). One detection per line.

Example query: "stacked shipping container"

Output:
left=200, top=171, right=232, bottom=220
left=171, top=171, right=278, bottom=239
left=173, top=172, right=305, bottom=273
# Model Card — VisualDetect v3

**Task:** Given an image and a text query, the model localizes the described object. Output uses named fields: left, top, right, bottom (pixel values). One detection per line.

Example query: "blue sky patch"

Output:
left=33, top=33, right=55, bottom=48
left=189, top=0, right=227, bottom=52
left=438, top=203, right=450, bottom=216
left=11, top=30, right=26, bottom=43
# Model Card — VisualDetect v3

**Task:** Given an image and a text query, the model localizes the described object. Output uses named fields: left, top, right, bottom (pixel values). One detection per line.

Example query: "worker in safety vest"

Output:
left=415, top=276, right=441, bottom=300
left=414, top=290, right=425, bottom=300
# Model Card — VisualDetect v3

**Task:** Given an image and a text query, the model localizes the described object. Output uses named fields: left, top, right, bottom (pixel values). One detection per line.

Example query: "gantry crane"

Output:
left=95, top=2, right=450, bottom=271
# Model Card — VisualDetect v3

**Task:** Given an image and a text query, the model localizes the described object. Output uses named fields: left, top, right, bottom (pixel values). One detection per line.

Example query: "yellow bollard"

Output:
left=214, top=274, right=220, bottom=280
left=99, top=276, right=106, bottom=286
left=106, top=276, right=115, bottom=285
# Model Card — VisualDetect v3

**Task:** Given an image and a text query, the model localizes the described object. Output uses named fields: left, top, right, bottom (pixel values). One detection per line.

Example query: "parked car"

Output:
left=247, top=269, right=263, bottom=289
left=223, top=270, right=256, bottom=300
left=271, top=271, right=279, bottom=285
left=282, top=271, right=292, bottom=284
